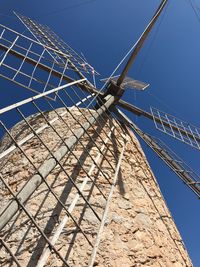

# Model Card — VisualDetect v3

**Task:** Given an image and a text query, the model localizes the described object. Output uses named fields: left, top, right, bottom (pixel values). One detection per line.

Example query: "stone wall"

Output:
left=0, top=108, right=193, bottom=267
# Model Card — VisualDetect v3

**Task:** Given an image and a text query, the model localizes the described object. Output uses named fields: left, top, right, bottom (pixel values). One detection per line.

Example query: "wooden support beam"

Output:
left=117, top=0, right=168, bottom=86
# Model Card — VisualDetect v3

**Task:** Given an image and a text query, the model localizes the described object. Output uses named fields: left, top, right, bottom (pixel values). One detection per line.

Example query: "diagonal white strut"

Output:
left=88, top=136, right=127, bottom=267
left=36, top=127, right=115, bottom=267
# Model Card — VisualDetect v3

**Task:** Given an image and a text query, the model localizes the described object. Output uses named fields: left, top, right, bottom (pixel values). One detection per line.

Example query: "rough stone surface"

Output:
left=0, top=108, right=193, bottom=267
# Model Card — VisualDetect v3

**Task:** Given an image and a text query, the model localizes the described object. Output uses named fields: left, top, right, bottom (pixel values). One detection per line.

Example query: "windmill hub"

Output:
left=104, top=80, right=125, bottom=100
left=95, top=80, right=124, bottom=110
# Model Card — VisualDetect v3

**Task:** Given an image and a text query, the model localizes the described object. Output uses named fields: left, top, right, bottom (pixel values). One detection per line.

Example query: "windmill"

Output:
left=0, top=0, right=198, bottom=266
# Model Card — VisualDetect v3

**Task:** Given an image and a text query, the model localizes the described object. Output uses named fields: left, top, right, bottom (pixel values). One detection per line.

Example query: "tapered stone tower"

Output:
left=0, top=108, right=192, bottom=267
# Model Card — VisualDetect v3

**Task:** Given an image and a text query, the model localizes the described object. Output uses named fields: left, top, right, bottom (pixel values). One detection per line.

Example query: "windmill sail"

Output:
left=114, top=108, right=200, bottom=198
left=14, top=12, right=98, bottom=76
left=0, top=24, right=98, bottom=99
left=151, top=107, right=200, bottom=150
left=145, top=136, right=200, bottom=198
left=0, top=24, right=77, bottom=95
left=0, top=12, right=99, bottom=98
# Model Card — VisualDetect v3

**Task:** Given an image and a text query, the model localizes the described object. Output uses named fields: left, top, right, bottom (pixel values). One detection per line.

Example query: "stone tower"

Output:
left=0, top=108, right=192, bottom=267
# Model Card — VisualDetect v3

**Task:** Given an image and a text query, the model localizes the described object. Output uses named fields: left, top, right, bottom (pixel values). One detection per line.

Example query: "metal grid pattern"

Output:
left=115, top=108, right=200, bottom=198
left=14, top=12, right=98, bottom=76
left=151, top=107, right=200, bottom=150
left=148, top=137, right=200, bottom=197
left=0, top=81, right=127, bottom=266
left=0, top=24, right=93, bottom=96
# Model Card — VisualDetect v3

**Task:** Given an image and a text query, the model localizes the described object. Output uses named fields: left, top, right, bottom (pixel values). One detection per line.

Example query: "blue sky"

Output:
left=1, top=0, right=200, bottom=265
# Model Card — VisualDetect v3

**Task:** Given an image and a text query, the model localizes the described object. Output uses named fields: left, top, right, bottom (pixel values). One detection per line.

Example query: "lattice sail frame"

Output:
left=0, top=25, right=77, bottom=95
left=0, top=80, right=127, bottom=267
left=151, top=107, right=200, bottom=150
left=0, top=12, right=98, bottom=97
left=115, top=108, right=200, bottom=198
left=145, top=136, right=200, bottom=197
left=14, top=12, right=98, bottom=76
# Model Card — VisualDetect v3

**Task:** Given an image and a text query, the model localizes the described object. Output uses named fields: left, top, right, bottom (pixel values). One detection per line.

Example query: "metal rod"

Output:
left=0, top=78, right=86, bottom=114
left=88, top=138, right=126, bottom=267
left=0, top=238, right=21, bottom=267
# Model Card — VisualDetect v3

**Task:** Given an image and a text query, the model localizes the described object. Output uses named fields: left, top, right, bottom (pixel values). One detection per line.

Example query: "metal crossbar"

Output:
left=151, top=107, right=200, bottom=150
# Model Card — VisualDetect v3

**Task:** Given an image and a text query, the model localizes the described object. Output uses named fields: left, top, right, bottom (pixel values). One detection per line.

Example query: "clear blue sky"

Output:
left=1, top=0, right=200, bottom=266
